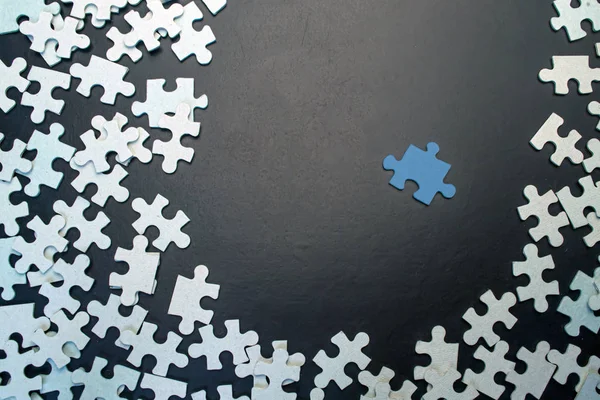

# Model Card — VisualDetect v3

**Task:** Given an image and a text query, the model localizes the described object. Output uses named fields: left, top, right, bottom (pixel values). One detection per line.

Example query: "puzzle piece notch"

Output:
left=547, top=344, right=600, bottom=392
left=551, top=0, right=600, bottom=41
left=21, top=66, right=71, bottom=124
left=172, top=2, right=216, bottom=64
left=558, top=268, right=600, bottom=336
left=423, top=368, right=479, bottom=400
left=72, top=356, right=140, bottom=400
left=557, top=175, right=600, bottom=229
left=70, top=160, right=130, bottom=207
left=0, top=178, right=29, bottom=236
left=131, top=193, right=191, bottom=251
left=512, top=243, right=559, bottom=312
left=530, top=113, right=583, bottom=166
left=70, top=55, right=136, bottom=105
left=252, top=347, right=305, bottom=400
left=140, top=373, right=187, bottom=400
left=0, top=303, right=50, bottom=348
left=313, top=331, right=371, bottom=389
left=0, top=340, right=42, bottom=399
left=53, top=196, right=111, bottom=252
left=539, top=56, right=600, bottom=95
left=0, top=133, right=32, bottom=182
left=383, top=142, right=456, bottom=205
left=120, top=321, right=188, bottom=376
left=13, top=215, right=68, bottom=273
left=123, top=0, right=184, bottom=51
left=506, top=341, right=557, bottom=400
left=110, top=235, right=160, bottom=306
left=462, top=341, right=515, bottom=400
left=0, top=57, right=30, bottom=113
left=517, top=185, right=569, bottom=247
left=188, top=319, right=259, bottom=370
left=91, top=112, right=152, bottom=165
left=132, top=78, right=208, bottom=127
left=414, top=325, right=459, bottom=381
left=462, top=290, right=517, bottom=347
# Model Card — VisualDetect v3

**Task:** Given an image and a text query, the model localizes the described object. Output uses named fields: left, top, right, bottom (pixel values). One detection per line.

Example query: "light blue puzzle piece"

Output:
left=383, top=142, right=456, bottom=205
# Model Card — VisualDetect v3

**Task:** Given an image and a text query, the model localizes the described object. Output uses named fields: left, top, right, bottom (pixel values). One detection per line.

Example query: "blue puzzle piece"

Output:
left=383, top=142, right=456, bottom=205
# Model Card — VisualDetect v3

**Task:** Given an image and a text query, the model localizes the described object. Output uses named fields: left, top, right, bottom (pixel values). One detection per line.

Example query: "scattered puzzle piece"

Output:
left=72, top=357, right=140, bottom=400
left=0, top=0, right=61, bottom=35
left=0, top=303, right=50, bottom=347
left=530, top=113, right=583, bottom=166
left=539, top=56, right=600, bottom=95
left=557, top=268, right=600, bottom=336
left=462, top=341, right=515, bottom=400
left=0, top=237, right=24, bottom=301
left=70, top=160, right=130, bottom=207
left=557, top=175, right=600, bottom=229
left=123, top=0, right=183, bottom=51
left=106, top=26, right=143, bottom=63
left=0, top=340, right=42, bottom=399
left=0, top=178, right=29, bottom=236
left=512, top=243, right=559, bottom=312
left=506, top=341, right=556, bottom=400
left=518, top=185, right=569, bottom=247
left=140, top=373, right=187, bottom=400
left=0, top=57, right=30, bottom=113
left=13, top=215, right=68, bottom=274
left=551, top=0, right=600, bottom=41
left=414, top=325, right=458, bottom=381
left=70, top=55, right=136, bottom=105
left=462, top=290, right=517, bottom=347
left=423, top=368, right=478, bottom=400
left=154, top=103, right=201, bottom=173
left=547, top=344, right=600, bottom=392
left=0, top=133, right=32, bottom=182
left=53, top=196, right=111, bottom=252
left=21, top=66, right=71, bottom=124
left=172, top=2, right=216, bottom=64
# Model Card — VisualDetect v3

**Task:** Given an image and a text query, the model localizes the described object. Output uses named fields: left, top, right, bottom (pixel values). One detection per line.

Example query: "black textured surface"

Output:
left=1, top=0, right=600, bottom=399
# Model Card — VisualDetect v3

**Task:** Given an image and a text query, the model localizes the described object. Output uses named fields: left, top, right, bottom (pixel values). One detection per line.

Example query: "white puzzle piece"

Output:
left=0, top=57, right=30, bottom=113
left=530, top=113, right=583, bottom=166
left=462, top=290, right=517, bottom=347
left=512, top=244, right=559, bottom=312
left=518, top=185, right=569, bottom=247
left=70, top=55, right=136, bottom=105
left=21, top=66, right=71, bottom=124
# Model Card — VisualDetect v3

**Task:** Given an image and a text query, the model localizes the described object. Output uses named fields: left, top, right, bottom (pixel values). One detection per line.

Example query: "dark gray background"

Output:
left=1, top=0, right=600, bottom=399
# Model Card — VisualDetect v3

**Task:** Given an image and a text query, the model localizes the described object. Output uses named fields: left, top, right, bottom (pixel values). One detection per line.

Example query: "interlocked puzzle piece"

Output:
left=547, top=344, right=600, bottom=392
left=557, top=268, right=600, bottom=336
left=168, top=264, right=220, bottom=335
left=539, top=56, right=600, bottom=95
left=192, top=385, right=250, bottom=400
left=0, top=0, right=61, bottom=35
left=518, top=185, right=569, bottom=247
left=423, top=368, right=478, bottom=400
left=506, top=341, right=556, bottom=400
left=72, top=357, right=140, bottom=400
left=0, top=57, right=30, bottom=113
left=110, top=235, right=160, bottom=306
left=0, top=340, right=42, bottom=399
left=252, top=347, right=305, bottom=400
left=70, top=160, right=130, bottom=207
left=414, top=325, right=458, bottom=381
left=92, top=112, right=152, bottom=164
left=140, top=373, right=187, bottom=400
left=512, top=243, right=559, bottom=312
left=124, top=0, right=183, bottom=51
left=31, top=310, right=90, bottom=368
left=383, top=142, right=455, bottom=205
left=21, top=66, right=71, bottom=124
left=87, top=293, right=147, bottom=349
left=132, top=193, right=191, bottom=251
left=530, top=113, right=583, bottom=166
left=172, top=2, right=216, bottom=64
left=0, top=178, right=29, bottom=236
left=39, top=255, right=94, bottom=317
left=551, top=0, right=600, bottom=41
left=106, top=26, right=143, bottom=63
left=557, top=175, right=600, bottom=229
left=70, top=55, right=136, bottom=105
left=21, top=123, right=75, bottom=197
left=120, top=321, right=188, bottom=376
left=19, top=11, right=90, bottom=59
left=462, top=290, right=517, bottom=347
left=0, top=237, right=25, bottom=301
left=313, top=331, right=371, bottom=389
left=462, top=341, right=515, bottom=400
left=132, top=78, right=208, bottom=127
left=0, top=133, right=32, bottom=182
left=188, top=319, right=259, bottom=370
left=53, top=196, right=111, bottom=251
left=154, top=103, right=201, bottom=173
left=13, top=215, right=68, bottom=273
left=0, top=303, right=50, bottom=347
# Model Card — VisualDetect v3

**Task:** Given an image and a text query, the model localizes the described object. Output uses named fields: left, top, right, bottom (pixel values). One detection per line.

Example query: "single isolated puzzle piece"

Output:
left=0, top=57, right=30, bottom=113
left=252, top=347, right=305, bottom=400
left=72, top=357, right=140, bottom=400
left=313, top=331, right=371, bottom=389
left=140, top=373, right=187, bottom=400
left=120, top=321, right=188, bottom=376
left=0, top=340, right=42, bottom=399
left=13, top=214, right=68, bottom=273
left=19, top=11, right=90, bottom=59
left=172, top=2, right=216, bottom=64
left=53, top=196, right=111, bottom=251
left=506, top=341, right=557, bottom=400
left=123, top=0, right=184, bottom=51
left=0, top=133, right=32, bottom=182
left=154, top=103, right=201, bottom=173
left=39, top=255, right=94, bottom=317
left=584, top=138, right=600, bottom=173
left=168, top=264, right=220, bottom=335
left=110, top=235, right=160, bottom=306
left=92, top=112, right=152, bottom=164
left=557, top=175, right=600, bottom=229
left=21, top=65, right=71, bottom=124
left=558, top=268, right=600, bottom=336
left=462, top=341, right=515, bottom=400
left=0, top=0, right=61, bottom=35
left=462, top=290, right=517, bottom=347
left=0, top=237, right=25, bottom=301
left=0, top=303, right=50, bottom=347
left=70, top=55, right=136, bottom=105
left=512, top=243, right=559, bottom=312
left=87, top=293, right=148, bottom=349
left=518, top=185, right=569, bottom=247
left=106, top=26, right=143, bottom=63
left=383, top=142, right=456, bottom=205
left=539, top=56, right=600, bottom=95
left=132, top=77, right=208, bottom=127
left=70, top=160, right=130, bottom=207
left=576, top=372, right=600, bottom=400
left=530, top=113, right=583, bottom=166
left=423, top=368, right=478, bottom=400
left=583, top=212, right=600, bottom=247
left=0, top=178, right=29, bottom=236
left=132, top=193, right=191, bottom=251
left=188, top=319, right=259, bottom=370
left=20, top=123, right=75, bottom=196
left=192, top=385, right=250, bottom=400
left=547, top=344, right=600, bottom=392
left=414, top=325, right=459, bottom=381
left=551, top=0, right=600, bottom=41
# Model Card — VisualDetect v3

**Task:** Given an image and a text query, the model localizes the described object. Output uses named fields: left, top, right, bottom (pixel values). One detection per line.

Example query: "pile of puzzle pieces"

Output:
left=2, top=0, right=600, bottom=399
